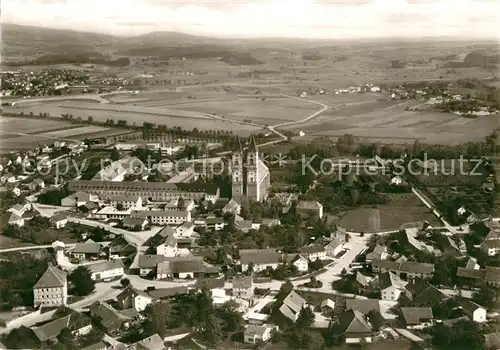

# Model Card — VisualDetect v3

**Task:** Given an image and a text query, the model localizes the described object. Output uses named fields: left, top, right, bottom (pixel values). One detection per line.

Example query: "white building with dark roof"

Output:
left=33, top=265, right=67, bottom=307
left=240, top=249, right=281, bottom=273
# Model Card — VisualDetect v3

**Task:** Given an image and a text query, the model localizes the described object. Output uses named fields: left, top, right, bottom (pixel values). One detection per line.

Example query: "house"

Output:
left=51, top=212, right=68, bottom=229
left=11, top=185, right=21, bottom=197
left=33, top=265, right=67, bottom=307
left=332, top=309, right=373, bottom=344
left=131, top=209, right=191, bottom=226
left=128, top=333, right=164, bottom=350
left=372, top=260, right=435, bottom=280
left=321, top=299, right=336, bottom=313
left=205, top=216, right=225, bottom=231
left=457, top=300, right=487, bottom=323
left=164, top=197, right=195, bottom=211
left=109, top=195, right=142, bottom=210
left=465, top=257, right=480, bottom=270
left=324, top=238, right=344, bottom=258
left=71, top=240, right=103, bottom=260
left=8, top=213, right=25, bottom=227
left=279, top=290, right=308, bottom=322
left=366, top=245, right=388, bottom=262
left=147, top=286, right=189, bottom=301
left=89, top=301, right=138, bottom=335
left=156, top=235, right=178, bottom=257
left=379, top=272, right=408, bottom=301
left=222, top=199, right=241, bottom=215
left=31, top=310, right=92, bottom=343
left=138, top=255, right=166, bottom=277
left=355, top=271, right=373, bottom=291
left=400, top=229, right=425, bottom=252
left=404, top=280, right=447, bottom=305
left=300, top=245, right=326, bottom=261
left=122, top=216, right=149, bottom=231
left=296, top=200, right=323, bottom=219
left=8, top=203, right=31, bottom=217
left=195, top=278, right=229, bottom=305
left=240, top=249, right=281, bottom=273
left=61, top=191, right=98, bottom=207
left=174, top=222, right=195, bottom=238
left=117, top=286, right=153, bottom=312
left=232, top=276, right=254, bottom=299
left=87, top=259, right=125, bottom=281
left=345, top=299, right=380, bottom=315
left=456, top=267, right=484, bottom=289
left=156, top=256, right=205, bottom=280
left=107, top=235, right=136, bottom=259
left=78, top=201, right=99, bottom=217
left=481, top=239, right=500, bottom=256
left=289, top=254, right=309, bottom=272
left=244, top=324, right=275, bottom=344
left=485, top=266, right=500, bottom=287
left=400, top=307, right=433, bottom=329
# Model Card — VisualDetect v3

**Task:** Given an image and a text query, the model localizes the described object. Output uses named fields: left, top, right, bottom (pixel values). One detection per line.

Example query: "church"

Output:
left=231, top=135, right=271, bottom=203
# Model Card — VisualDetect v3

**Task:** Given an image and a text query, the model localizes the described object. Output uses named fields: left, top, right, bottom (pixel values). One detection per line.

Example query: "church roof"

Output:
left=234, top=135, right=243, bottom=153
left=248, top=134, right=258, bottom=151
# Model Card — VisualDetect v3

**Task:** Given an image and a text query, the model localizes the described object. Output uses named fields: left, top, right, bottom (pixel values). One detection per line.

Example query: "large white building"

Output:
left=33, top=265, right=68, bottom=308
left=131, top=209, right=192, bottom=225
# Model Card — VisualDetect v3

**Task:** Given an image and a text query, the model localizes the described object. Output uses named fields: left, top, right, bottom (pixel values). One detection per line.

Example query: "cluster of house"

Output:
left=0, top=69, right=90, bottom=97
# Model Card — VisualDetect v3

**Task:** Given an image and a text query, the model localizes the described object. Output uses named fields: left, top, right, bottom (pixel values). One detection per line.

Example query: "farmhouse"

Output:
left=400, top=307, right=434, bottom=329
left=333, top=309, right=373, bottom=344
left=31, top=310, right=92, bottom=343
left=299, top=244, right=326, bottom=261
left=71, top=240, right=103, bottom=260
left=117, top=286, right=153, bottom=312
left=51, top=212, right=68, bottom=229
left=87, top=259, right=125, bottom=281
left=244, top=325, right=275, bottom=344
left=379, top=271, right=409, bottom=301
left=457, top=300, right=487, bottom=323
left=279, top=291, right=308, bottom=322
left=372, top=260, right=435, bottom=280
left=288, top=254, right=309, bottom=272
left=69, top=180, right=220, bottom=203
left=232, top=276, right=254, bottom=299
left=325, top=239, right=344, bottom=257
left=240, top=249, right=281, bottom=273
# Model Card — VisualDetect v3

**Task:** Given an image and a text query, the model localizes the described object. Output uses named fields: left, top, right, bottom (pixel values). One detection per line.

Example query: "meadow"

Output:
left=339, top=193, right=442, bottom=232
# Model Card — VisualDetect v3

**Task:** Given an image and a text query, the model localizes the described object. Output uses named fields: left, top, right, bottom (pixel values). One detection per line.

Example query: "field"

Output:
left=339, top=193, right=442, bottom=232
left=284, top=97, right=500, bottom=144
left=3, top=99, right=263, bottom=135
left=0, top=116, right=134, bottom=152
left=108, top=90, right=319, bottom=125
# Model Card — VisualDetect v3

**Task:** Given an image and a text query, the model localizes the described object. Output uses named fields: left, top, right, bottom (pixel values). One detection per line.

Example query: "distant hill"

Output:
left=2, top=24, right=263, bottom=66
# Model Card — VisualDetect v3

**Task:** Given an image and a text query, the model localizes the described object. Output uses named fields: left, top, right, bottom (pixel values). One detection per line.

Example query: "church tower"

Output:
left=231, top=135, right=244, bottom=203
left=245, top=134, right=259, bottom=200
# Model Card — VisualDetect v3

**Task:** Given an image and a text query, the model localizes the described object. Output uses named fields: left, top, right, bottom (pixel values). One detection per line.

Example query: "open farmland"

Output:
left=0, top=115, right=135, bottom=152
left=109, top=90, right=320, bottom=124
left=2, top=101, right=262, bottom=134
left=339, top=193, right=441, bottom=232
left=284, top=96, right=500, bottom=144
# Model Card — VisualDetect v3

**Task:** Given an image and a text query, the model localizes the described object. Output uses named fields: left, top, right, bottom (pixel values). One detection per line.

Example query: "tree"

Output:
left=432, top=319, right=485, bottom=350
left=120, top=278, right=130, bottom=288
left=296, top=306, right=315, bottom=332
left=143, top=302, right=171, bottom=338
left=110, top=147, right=120, bottom=161
left=217, top=300, right=243, bottom=332
left=57, top=327, right=77, bottom=349
left=69, top=266, right=95, bottom=296
left=116, top=203, right=125, bottom=211
left=473, top=286, right=498, bottom=310
left=276, top=280, right=294, bottom=302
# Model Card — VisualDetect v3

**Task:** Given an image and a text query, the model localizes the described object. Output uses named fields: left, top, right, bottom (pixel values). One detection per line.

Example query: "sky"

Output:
left=2, top=0, right=500, bottom=39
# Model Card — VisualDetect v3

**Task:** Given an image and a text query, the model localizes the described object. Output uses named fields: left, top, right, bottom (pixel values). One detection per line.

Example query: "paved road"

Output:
left=0, top=243, right=76, bottom=253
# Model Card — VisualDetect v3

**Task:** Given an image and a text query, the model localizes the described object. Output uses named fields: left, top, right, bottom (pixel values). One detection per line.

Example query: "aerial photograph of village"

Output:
left=0, top=0, right=499, bottom=349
